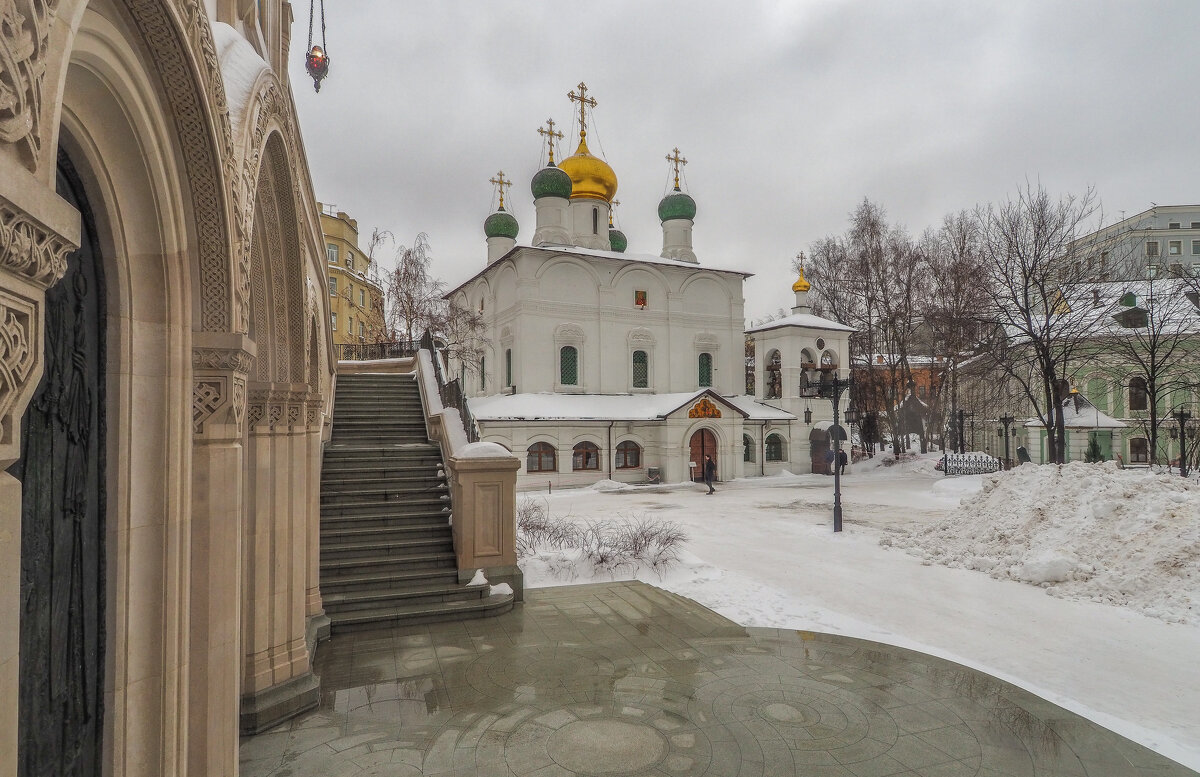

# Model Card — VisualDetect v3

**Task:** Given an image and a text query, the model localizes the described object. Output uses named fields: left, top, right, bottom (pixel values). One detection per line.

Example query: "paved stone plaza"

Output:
left=240, top=582, right=1197, bottom=777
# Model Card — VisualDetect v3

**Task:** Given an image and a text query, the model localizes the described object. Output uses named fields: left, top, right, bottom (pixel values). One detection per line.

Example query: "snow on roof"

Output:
left=470, top=390, right=795, bottom=422
left=745, top=312, right=854, bottom=334
left=446, top=243, right=753, bottom=297
left=1023, top=394, right=1127, bottom=429
left=212, top=23, right=269, bottom=133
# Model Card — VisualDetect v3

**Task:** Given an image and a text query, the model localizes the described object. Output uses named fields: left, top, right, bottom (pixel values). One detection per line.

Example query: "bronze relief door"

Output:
left=9, top=152, right=106, bottom=777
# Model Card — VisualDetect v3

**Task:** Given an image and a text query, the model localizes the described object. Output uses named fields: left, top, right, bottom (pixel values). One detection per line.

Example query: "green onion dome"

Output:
left=484, top=208, right=519, bottom=239
left=658, top=190, right=697, bottom=222
left=608, top=228, right=628, bottom=253
left=531, top=165, right=573, bottom=200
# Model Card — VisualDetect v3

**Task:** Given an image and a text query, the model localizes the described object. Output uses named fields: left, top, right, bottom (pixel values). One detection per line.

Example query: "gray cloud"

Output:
left=290, top=0, right=1200, bottom=319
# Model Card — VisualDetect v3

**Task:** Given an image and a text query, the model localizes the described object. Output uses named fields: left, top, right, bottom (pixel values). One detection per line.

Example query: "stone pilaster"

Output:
left=188, top=333, right=254, bottom=777
left=304, top=396, right=329, bottom=648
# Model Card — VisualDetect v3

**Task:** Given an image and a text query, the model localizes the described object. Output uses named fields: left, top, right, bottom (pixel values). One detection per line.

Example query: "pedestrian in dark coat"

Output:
left=824, top=448, right=835, bottom=475
left=837, top=448, right=848, bottom=475
left=704, top=455, right=717, bottom=494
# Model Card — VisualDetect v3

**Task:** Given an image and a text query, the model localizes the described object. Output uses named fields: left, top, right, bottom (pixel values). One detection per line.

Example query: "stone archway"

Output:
left=688, top=428, right=717, bottom=482
left=810, top=427, right=831, bottom=475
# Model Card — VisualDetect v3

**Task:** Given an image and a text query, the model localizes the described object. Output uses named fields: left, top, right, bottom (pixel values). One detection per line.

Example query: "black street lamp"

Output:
left=998, top=415, right=1016, bottom=469
left=1174, top=406, right=1194, bottom=478
left=801, top=368, right=854, bottom=532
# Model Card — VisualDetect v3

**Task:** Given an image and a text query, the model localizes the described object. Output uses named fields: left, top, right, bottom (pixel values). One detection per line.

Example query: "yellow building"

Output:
left=320, top=203, right=388, bottom=346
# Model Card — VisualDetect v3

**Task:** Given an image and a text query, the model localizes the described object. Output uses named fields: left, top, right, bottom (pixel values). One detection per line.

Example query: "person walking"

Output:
left=837, top=448, right=848, bottom=476
left=703, top=454, right=717, bottom=494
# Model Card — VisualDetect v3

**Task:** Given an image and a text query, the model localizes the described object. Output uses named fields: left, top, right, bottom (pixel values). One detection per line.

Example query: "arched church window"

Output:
left=765, top=350, right=782, bottom=399
left=573, top=442, right=600, bottom=470
left=698, top=353, right=713, bottom=387
left=633, top=350, right=649, bottom=388
left=527, top=442, right=557, bottom=472
left=765, top=433, right=786, bottom=462
left=593, top=207, right=599, bottom=235
left=480, top=357, right=486, bottom=392
left=743, top=434, right=755, bottom=463
left=560, top=345, right=579, bottom=385
left=615, top=441, right=641, bottom=469
left=505, top=349, right=512, bottom=387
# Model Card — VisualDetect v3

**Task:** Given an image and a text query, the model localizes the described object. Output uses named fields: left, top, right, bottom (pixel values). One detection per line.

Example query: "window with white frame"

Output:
left=1169, top=240, right=1182, bottom=256
left=1192, top=239, right=1200, bottom=256
left=358, top=321, right=365, bottom=340
left=345, top=250, right=353, bottom=268
left=359, top=289, right=366, bottom=306
left=326, top=243, right=338, bottom=263
left=328, top=277, right=337, bottom=296
left=330, top=312, right=337, bottom=330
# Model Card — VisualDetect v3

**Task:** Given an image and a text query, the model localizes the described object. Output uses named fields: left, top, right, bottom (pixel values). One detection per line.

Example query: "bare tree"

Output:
left=974, top=184, right=1112, bottom=464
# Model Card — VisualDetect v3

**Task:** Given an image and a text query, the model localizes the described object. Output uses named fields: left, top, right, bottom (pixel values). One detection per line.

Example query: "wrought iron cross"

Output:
left=489, top=171, right=512, bottom=210
left=666, top=147, right=688, bottom=191
left=537, top=118, right=564, bottom=164
left=568, top=82, right=597, bottom=139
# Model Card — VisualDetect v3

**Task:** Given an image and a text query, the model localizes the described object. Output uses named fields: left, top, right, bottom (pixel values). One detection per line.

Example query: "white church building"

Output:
left=448, top=85, right=852, bottom=489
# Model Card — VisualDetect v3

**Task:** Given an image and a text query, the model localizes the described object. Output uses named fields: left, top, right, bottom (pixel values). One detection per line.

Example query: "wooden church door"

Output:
left=688, top=428, right=716, bottom=482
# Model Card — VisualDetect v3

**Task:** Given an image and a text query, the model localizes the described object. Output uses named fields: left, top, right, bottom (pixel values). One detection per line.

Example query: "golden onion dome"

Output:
left=558, top=137, right=618, bottom=202
left=792, top=266, right=812, bottom=293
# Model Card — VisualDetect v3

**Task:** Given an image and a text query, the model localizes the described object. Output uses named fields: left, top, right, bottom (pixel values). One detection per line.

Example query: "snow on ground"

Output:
left=517, top=454, right=1200, bottom=771
left=884, top=461, right=1198, bottom=624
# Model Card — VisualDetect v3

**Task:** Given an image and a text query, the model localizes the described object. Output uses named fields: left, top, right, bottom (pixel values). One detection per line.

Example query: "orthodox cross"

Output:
left=796, top=251, right=805, bottom=272
left=567, top=82, right=597, bottom=140
left=489, top=171, right=512, bottom=210
left=609, top=199, right=620, bottom=227
left=537, top=118, right=564, bottom=164
left=666, top=147, right=687, bottom=191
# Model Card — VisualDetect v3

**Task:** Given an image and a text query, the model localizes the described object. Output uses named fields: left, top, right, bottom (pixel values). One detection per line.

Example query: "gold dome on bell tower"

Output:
left=557, top=82, right=618, bottom=202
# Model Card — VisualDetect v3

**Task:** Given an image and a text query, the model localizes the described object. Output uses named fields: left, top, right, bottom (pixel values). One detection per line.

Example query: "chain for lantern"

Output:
left=305, top=0, right=329, bottom=92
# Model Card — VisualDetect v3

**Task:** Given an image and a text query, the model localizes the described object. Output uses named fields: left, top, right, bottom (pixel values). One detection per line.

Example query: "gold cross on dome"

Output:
left=537, top=118, right=564, bottom=164
left=666, top=147, right=688, bottom=191
left=796, top=251, right=805, bottom=271
left=568, top=82, right=597, bottom=139
left=489, top=171, right=512, bottom=210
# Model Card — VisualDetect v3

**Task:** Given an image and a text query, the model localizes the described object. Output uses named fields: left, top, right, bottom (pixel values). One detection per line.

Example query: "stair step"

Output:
left=321, top=536, right=453, bottom=556
left=320, top=551, right=457, bottom=574
left=322, top=583, right=488, bottom=612
left=328, top=594, right=514, bottom=632
left=319, top=567, right=460, bottom=591
left=322, top=524, right=450, bottom=542
left=319, top=513, right=451, bottom=531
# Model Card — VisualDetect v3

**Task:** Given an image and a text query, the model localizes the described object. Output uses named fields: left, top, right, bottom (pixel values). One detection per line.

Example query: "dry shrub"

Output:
left=517, top=498, right=688, bottom=575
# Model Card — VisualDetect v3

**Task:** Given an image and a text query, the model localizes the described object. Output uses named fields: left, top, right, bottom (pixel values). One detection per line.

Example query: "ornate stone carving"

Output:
left=126, top=0, right=233, bottom=332
left=0, top=0, right=60, bottom=170
left=0, top=288, right=35, bottom=431
left=231, top=374, right=246, bottom=429
left=0, top=199, right=74, bottom=287
left=192, top=377, right=225, bottom=434
left=192, top=346, right=253, bottom=374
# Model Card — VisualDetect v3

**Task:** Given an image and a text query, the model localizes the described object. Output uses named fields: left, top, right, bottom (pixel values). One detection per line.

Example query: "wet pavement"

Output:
left=240, top=581, right=1197, bottom=776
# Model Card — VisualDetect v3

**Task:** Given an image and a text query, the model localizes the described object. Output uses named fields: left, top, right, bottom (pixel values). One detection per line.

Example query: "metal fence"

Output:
left=419, top=331, right=479, bottom=444
left=940, top=453, right=1002, bottom=476
left=335, top=340, right=420, bottom=362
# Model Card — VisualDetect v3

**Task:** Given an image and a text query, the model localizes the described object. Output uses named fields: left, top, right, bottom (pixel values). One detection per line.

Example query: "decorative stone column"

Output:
left=304, top=395, right=329, bottom=648
left=0, top=171, right=79, bottom=777
left=188, top=334, right=253, bottom=777
left=240, top=388, right=318, bottom=733
left=447, top=446, right=523, bottom=600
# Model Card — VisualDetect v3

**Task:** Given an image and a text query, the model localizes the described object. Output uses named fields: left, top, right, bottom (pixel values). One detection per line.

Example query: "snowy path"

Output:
left=520, top=466, right=1200, bottom=771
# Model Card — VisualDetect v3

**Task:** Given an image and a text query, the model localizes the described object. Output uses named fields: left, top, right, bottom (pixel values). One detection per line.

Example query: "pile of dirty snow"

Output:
left=882, top=462, right=1199, bottom=624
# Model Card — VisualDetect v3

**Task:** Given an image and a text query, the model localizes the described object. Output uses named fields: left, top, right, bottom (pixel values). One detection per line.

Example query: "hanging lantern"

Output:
left=305, top=0, right=329, bottom=92
left=305, top=45, right=329, bottom=91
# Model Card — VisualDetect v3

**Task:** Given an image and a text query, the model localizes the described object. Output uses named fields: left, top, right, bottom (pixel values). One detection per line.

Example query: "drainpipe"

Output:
left=608, top=420, right=615, bottom=479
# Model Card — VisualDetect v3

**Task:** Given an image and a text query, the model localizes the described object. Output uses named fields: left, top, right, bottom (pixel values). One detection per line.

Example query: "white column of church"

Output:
left=285, top=403, right=311, bottom=675
left=304, top=398, right=325, bottom=620
left=242, top=412, right=275, bottom=695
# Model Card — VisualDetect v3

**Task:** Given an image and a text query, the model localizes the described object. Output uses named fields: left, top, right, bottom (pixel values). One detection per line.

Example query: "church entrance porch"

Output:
left=810, top=427, right=831, bottom=474
left=688, top=428, right=717, bottom=482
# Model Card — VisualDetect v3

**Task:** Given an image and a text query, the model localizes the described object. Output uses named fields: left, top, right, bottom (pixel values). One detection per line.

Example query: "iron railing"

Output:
left=419, top=330, right=479, bottom=443
left=335, top=340, right=420, bottom=361
left=940, top=452, right=1002, bottom=476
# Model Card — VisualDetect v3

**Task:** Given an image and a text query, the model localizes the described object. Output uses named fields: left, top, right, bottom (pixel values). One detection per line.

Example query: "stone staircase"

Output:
left=320, top=372, right=513, bottom=632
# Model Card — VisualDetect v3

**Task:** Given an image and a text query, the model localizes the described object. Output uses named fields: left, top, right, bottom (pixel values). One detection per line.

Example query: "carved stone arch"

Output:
left=119, top=0, right=237, bottom=332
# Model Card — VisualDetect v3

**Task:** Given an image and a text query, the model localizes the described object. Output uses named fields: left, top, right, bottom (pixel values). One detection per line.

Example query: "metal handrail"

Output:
left=418, top=330, right=479, bottom=443
left=335, top=341, right=419, bottom=361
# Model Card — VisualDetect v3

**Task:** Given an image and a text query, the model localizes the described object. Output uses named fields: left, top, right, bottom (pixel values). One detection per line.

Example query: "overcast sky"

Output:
left=287, top=1, right=1200, bottom=321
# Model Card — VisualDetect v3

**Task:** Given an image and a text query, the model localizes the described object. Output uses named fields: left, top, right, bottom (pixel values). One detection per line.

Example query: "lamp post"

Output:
left=998, top=415, right=1015, bottom=469
left=802, top=368, right=854, bottom=532
left=1174, top=406, right=1193, bottom=478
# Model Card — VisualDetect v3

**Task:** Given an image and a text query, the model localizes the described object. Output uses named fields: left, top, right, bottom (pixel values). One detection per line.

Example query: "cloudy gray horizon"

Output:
left=287, top=1, right=1199, bottom=321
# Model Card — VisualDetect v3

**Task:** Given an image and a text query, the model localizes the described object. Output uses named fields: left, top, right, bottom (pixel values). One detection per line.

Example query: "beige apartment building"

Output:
left=320, top=203, right=387, bottom=346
